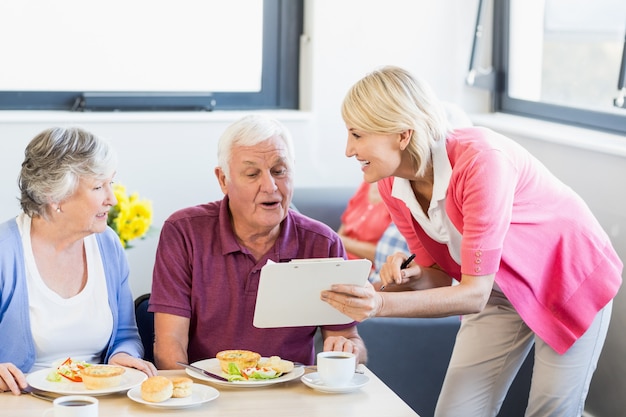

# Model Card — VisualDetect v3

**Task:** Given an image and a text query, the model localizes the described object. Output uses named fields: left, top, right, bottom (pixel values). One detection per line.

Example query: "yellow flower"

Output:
left=107, top=183, right=153, bottom=248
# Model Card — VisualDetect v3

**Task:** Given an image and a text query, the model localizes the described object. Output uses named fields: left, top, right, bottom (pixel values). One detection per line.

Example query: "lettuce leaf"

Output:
left=45, top=371, right=62, bottom=382
left=225, top=362, right=283, bottom=381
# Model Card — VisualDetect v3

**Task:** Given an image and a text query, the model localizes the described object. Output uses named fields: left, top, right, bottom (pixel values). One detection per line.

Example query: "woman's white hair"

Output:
left=19, top=126, right=117, bottom=219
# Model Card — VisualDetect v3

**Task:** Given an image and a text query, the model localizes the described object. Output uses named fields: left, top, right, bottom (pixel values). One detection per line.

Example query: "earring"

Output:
left=56, top=207, right=61, bottom=213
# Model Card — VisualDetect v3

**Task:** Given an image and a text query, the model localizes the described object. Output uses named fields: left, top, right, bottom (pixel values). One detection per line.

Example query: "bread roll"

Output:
left=216, top=349, right=261, bottom=373
left=141, top=376, right=173, bottom=403
left=171, top=376, right=193, bottom=398
left=80, top=365, right=125, bottom=390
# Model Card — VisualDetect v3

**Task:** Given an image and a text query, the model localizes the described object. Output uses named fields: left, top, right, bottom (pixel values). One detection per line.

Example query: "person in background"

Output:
left=150, top=114, right=367, bottom=370
left=0, top=127, right=157, bottom=395
left=337, top=180, right=391, bottom=268
left=321, top=66, right=622, bottom=416
left=369, top=223, right=409, bottom=284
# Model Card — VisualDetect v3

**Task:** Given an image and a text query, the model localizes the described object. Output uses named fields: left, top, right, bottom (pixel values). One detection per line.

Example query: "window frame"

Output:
left=480, top=0, right=626, bottom=135
left=0, top=0, right=303, bottom=112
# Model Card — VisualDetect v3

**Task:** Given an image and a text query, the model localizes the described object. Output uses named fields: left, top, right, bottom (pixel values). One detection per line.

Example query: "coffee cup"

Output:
left=43, top=395, right=98, bottom=417
left=316, top=351, right=356, bottom=387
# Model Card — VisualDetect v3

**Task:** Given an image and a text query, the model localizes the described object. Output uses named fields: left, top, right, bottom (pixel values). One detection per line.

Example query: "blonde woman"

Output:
left=322, top=66, right=622, bottom=417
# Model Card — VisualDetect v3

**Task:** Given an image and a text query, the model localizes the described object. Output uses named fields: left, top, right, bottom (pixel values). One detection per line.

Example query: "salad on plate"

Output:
left=45, top=357, right=91, bottom=383
left=225, top=362, right=283, bottom=382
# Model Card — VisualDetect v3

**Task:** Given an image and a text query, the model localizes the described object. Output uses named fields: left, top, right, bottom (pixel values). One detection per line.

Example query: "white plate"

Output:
left=301, top=372, right=370, bottom=393
left=127, top=383, right=219, bottom=409
left=186, top=358, right=305, bottom=387
left=26, top=366, right=147, bottom=396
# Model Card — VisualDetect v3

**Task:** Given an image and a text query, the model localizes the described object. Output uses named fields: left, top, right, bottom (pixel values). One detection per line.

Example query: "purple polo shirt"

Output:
left=150, top=196, right=354, bottom=365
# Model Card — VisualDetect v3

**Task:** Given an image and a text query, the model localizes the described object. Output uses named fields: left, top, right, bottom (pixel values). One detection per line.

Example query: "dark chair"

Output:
left=357, top=317, right=460, bottom=416
left=134, top=293, right=154, bottom=363
left=291, top=187, right=354, bottom=231
left=357, top=316, right=533, bottom=417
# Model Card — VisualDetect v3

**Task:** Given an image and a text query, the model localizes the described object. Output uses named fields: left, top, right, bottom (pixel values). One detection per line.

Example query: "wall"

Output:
left=0, top=0, right=485, bottom=298
left=0, top=1, right=623, bottom=415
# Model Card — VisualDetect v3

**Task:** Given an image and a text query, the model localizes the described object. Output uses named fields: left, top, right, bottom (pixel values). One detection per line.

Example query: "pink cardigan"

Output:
left=378, top=127, right=622, bottom=354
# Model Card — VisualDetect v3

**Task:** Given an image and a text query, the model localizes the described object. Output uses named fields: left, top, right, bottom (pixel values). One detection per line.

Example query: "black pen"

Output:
left=380, top=253, right=416, bottom=291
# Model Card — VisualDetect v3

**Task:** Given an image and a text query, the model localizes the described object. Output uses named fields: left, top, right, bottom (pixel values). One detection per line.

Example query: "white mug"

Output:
left=43, top=395, right=98, bottom=417
left=316, top=351, right=356, bottom=387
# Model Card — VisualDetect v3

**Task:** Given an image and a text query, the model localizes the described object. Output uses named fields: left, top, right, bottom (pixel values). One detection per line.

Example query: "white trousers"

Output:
left=434, top=292, right=613, bottom=417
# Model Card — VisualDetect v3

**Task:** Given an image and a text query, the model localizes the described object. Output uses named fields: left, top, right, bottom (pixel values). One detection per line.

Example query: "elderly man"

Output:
left=150, top=114, right=367, bottom=369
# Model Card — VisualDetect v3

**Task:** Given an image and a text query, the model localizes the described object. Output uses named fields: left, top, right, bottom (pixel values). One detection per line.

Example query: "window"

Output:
left=469, top=0, right=626, bottom=134
left=0, top=0, right=303, bottom=111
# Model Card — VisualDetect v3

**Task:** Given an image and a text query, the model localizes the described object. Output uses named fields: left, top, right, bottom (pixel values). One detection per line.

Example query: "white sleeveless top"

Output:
left=17, top=214, right=113, bottom=370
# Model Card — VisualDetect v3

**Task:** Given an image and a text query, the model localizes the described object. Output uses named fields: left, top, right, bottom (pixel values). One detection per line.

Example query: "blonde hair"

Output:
left=341, top=66, right=451, bottom=177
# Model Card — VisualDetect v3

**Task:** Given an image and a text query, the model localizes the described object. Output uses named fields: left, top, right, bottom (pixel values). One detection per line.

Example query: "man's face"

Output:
left=216, top=135, right=294, bottom=235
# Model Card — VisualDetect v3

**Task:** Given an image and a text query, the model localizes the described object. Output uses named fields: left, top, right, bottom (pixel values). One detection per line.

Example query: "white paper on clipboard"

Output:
left=253, top=258, right=372, bottom=328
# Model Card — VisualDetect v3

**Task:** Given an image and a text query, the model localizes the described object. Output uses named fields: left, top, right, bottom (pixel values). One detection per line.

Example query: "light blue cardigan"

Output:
left=0, top=218, right=143, bottom=372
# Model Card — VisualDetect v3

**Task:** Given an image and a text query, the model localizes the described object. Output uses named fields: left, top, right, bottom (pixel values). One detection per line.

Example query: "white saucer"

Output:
left=301, top=372, right=370, bottom=393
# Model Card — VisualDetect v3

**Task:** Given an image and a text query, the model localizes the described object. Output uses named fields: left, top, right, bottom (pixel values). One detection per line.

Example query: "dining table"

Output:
left=1, top=366, right=420, bottom=417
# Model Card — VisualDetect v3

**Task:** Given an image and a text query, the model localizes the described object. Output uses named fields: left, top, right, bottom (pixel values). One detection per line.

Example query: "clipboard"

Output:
left=253, top=258, right=372, bottom=328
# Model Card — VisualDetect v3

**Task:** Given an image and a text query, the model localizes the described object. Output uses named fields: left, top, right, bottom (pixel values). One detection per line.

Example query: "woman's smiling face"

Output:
left=344, top=127, right=405, bottom=183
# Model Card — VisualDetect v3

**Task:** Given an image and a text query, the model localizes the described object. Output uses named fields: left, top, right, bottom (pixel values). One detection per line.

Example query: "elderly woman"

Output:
left=0, top=127, right=156, bottom=395
left=321, top=66, right=622, bottom=416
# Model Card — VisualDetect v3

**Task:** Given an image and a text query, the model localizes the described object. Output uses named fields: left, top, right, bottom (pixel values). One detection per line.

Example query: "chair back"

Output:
left=134, top=293, right=154, bottom=363
left=357, top=316, right=532, bottom=417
